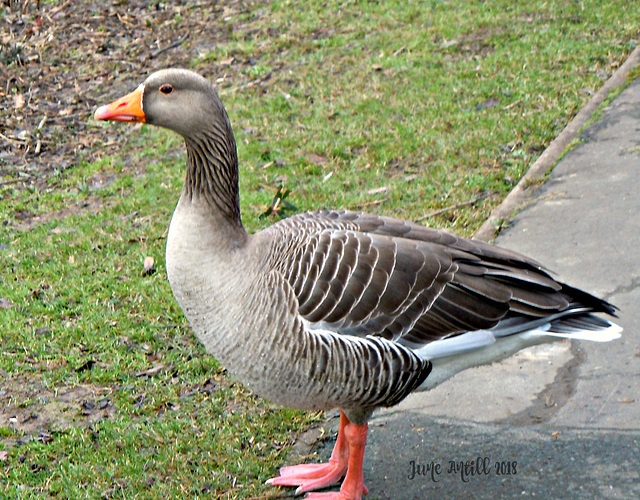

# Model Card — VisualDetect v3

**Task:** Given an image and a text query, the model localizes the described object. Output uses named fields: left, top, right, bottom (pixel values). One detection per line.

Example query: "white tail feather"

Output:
left=416, top=318, right=621, bottom=391
left=413, top=330, right=496, bottom=360
left=528, top=323, right=622, bottom=342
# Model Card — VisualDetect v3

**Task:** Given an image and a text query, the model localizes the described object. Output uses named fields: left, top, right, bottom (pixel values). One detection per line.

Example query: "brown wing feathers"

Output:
left=268, top=210, right=607, bottom=348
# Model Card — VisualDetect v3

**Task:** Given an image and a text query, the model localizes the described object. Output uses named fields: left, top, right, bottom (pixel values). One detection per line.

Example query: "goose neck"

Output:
left=183, top=130, right=243, bottom=230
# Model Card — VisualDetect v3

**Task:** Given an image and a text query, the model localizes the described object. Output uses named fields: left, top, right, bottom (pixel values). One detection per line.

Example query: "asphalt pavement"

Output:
left=301, top=78, right=640, bottom=499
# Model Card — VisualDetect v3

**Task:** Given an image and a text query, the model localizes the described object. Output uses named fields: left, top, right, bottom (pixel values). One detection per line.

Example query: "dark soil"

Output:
left=0, top=373, right=116, bottom=440
left=1, top=0, right=266, bottom=191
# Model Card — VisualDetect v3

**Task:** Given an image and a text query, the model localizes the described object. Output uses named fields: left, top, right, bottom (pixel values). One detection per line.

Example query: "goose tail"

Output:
left=414, top=313, right=621, bottom=391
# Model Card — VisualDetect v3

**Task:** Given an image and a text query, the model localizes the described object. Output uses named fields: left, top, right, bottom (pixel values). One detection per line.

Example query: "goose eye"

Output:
left=159, top=84, right=173, bottom=95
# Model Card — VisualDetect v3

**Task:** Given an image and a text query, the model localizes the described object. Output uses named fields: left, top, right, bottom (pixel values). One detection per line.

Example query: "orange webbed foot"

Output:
left=266, top=410, right=369, bottom=500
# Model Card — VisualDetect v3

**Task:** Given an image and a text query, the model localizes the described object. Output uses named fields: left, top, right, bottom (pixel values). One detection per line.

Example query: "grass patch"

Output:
left=1, top=0, right=638, bottom=498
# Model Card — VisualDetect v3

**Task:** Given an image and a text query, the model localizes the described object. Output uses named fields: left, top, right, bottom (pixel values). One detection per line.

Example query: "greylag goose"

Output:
left=95, top=69, right=621, bottom=500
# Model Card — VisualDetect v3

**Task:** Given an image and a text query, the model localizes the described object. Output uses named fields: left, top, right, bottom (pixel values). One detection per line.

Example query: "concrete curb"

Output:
left=473, top=44, right=640, bottom=243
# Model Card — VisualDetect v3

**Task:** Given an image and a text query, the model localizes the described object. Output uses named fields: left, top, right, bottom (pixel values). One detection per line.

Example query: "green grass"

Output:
left=218, top=0, right=638, bottom=232
left=1, top=0, right=638, bottom=498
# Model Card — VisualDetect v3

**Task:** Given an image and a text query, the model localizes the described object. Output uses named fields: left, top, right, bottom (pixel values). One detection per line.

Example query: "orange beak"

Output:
left=94, top=86, right=146, bottom=122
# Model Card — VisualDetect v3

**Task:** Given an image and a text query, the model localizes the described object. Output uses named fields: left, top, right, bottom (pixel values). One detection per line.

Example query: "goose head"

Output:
left=95, top=69, right=242, bottom=225
left=94, top=69, right=233, bottom=141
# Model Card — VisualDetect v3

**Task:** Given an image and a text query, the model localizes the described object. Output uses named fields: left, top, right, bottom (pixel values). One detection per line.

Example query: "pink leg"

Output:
left=306, top=418, right=369, bottom=499
left=266, top=410, right=369, bottom=499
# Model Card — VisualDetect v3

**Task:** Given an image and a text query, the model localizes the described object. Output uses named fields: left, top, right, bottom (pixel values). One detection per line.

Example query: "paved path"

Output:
left=307, top=79, right=640, bottom=499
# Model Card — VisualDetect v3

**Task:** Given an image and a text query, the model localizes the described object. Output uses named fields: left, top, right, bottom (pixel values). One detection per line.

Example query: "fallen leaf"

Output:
left=141, top=430, right=166, bottom=444
left=305, top=153, right=328, bottom=165
left=135, top=363, right=167, bottom=377
left=441, top=39, right=459, bottom=48
left=38, top=432, right=53, bottom=444
left=52, top=227, right=75, bottom=234
left=13, top=94, right=25, bottom=109
left=142, top=256, right=156, bottom=276
left=476, top=98, right=500, bottom=111
left=0, top=298, right=16, bottom=309
left=367, top=186, right=389, bottom=195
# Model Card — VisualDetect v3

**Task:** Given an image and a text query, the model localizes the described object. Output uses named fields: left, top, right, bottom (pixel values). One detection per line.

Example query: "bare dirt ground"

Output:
left=1, top=0, right=266, bottom=191
left=0, top=374, right=116, bottom=436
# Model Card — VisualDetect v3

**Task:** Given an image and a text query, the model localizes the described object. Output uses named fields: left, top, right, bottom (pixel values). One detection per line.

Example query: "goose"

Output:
left=94, top=69, right=621, bottom=500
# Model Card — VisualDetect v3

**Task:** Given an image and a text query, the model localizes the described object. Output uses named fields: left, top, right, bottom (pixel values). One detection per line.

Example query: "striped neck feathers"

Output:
left=183, top=126, right=242, bottom=228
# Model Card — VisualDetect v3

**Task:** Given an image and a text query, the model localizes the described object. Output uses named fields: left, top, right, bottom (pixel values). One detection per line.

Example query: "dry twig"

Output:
left=415, top=192, right=495, bottom=222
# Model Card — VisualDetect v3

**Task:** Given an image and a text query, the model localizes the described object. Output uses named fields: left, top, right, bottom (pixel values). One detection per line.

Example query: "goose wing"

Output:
left=262, top=210, right=606, bottom=347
